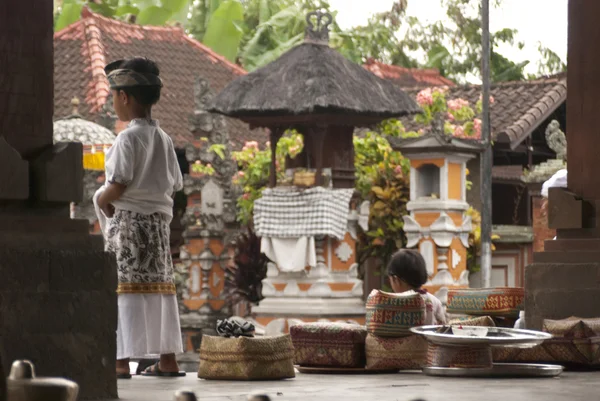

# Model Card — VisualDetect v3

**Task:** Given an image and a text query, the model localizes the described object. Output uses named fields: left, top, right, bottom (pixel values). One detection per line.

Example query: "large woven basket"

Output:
left=198, top=335, right=295, bottom=380
left=290, top=322, right=367, bottom=368
left=493, top=317, right=600, bottom=368
left=446, top=287, right=524, bottom=318
left=365, top=334, right=428, bottom=370
left=365, top=290, right=425, bottom=337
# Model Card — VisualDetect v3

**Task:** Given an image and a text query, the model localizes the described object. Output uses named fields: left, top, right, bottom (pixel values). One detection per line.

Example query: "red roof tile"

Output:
left=363, top=58, right=455, bottom=88
left=54, top=9, right=265, bottom=149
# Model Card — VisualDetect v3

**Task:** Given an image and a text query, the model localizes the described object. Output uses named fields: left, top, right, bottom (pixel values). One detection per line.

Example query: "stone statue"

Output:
left=545, top=119, right=567, bottom=161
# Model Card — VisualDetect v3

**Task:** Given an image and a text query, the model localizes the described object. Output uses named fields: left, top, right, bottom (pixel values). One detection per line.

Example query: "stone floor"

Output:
left=109, top=369, right=599, bottom=401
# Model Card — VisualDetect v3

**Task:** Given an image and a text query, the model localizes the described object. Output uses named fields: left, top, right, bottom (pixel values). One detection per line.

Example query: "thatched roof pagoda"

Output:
left=210, top=11, right=420, bottom=188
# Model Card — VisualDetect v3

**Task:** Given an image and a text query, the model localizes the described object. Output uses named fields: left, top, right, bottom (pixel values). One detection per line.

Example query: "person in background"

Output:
left=387, top=249, right=446, bottom=325
left=94, top=57, right=185, bottom=378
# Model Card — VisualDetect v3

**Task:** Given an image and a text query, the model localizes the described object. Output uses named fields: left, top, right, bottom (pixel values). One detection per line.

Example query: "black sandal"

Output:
left=141, top=362, right=186, bottom=377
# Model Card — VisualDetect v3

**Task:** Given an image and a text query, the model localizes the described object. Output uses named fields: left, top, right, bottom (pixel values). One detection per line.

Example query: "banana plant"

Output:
left=54, top=0, right=192, bottom=31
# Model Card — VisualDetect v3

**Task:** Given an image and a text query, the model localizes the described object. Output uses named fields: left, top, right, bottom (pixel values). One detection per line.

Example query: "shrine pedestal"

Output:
left=252, top=233, right=366, bottom=333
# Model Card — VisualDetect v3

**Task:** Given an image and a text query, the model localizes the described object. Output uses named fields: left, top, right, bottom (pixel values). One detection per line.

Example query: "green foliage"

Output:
left=203, top=0, right=245, bottom=62
left=53, top=0, right=192, bottom=30
left=231, top=133, right=304, bottom=225
left=55, top=0, right=84, bottom=31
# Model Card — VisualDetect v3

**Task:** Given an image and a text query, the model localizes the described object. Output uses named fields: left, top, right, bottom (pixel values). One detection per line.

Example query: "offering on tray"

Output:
left=451, top=326, right=489, bottom=337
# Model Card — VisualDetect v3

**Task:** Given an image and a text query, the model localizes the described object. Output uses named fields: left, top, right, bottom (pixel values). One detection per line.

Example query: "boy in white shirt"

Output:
left=387, top=249, right=447, bottom=325
left=95, top=57, right=185, bottom=378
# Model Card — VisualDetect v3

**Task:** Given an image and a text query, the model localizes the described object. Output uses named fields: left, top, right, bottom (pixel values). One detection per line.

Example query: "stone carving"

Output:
left=545, top=120, right=567, bottom=161
left=335, top=241, right=353, bottom=263
left=178, top=77, right=239, bottom=362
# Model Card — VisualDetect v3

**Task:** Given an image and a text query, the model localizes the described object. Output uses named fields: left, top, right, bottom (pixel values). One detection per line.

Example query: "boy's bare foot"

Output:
left=141, top=354, right=186, bottom=377
left=116, top=358, right=131, bottom=379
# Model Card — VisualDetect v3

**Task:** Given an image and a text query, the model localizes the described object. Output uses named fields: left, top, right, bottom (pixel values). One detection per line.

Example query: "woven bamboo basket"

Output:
left=198, top=335, right=296, bottom=380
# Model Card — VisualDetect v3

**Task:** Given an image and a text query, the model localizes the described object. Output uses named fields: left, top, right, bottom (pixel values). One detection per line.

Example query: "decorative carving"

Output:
left=335, top=241, right=353, bottom=263
left=305, top=11, right=332, bottom=44
left=545, top=120, right=567, bottom=161
left=97, top=92, right=117, bottom=132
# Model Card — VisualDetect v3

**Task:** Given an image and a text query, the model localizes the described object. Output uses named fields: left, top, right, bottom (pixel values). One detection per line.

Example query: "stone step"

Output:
left=533, top=250, right=600, bottom=263
left=544, top=238, right=600, bottom=251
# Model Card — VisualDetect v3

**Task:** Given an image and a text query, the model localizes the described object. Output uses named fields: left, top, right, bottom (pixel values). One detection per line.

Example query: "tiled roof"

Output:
left=54, top=8, right=265, bottom=149
left=492, top=165, right=524, bottom=182
left=401, top=76, right=567, bottom=148
left=363, top=59, right=455, bottom=88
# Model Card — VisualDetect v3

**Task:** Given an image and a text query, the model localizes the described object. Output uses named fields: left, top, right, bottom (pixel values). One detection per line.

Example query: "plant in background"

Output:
left=354, top=131, right=411, bottom=270
left=231, top=133, right=303, bottom=225
left=224, top=227, right=270, bottom=311
left=190, top=160, right=215, bottom=176
left=466, top=207, right=500, bottom=273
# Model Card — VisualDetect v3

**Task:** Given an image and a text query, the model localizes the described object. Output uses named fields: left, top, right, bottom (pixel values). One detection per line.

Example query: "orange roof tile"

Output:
left=363, top=58, right=455, bottom=88
left=54, top=8, right=264, bottom=148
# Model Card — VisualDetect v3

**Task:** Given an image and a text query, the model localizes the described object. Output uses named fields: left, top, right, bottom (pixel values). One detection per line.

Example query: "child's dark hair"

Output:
left=117, top=57, right=161, bottom=105
left=387, top=249, right=428, bottom=289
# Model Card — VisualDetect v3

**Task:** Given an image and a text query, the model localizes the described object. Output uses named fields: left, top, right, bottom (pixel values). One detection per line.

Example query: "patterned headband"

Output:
left=106, top=68, right=163, bottom=89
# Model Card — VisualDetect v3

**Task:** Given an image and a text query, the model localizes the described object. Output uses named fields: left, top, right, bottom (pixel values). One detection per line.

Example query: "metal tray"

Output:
left=410, top=326, right=552, bottom=348
left=423, top=363, right=564, bottom=378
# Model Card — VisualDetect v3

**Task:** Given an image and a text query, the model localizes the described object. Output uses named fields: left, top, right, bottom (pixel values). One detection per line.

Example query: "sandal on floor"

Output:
left=117, top=372, right=132, bottom=379
left=141, top=362, right=186, bottom=377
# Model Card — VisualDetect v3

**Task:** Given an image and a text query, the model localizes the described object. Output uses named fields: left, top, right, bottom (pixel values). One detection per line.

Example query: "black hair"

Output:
left=113, top=57, right=161, bottom=106
left=387, top=249, right=428, bottom=289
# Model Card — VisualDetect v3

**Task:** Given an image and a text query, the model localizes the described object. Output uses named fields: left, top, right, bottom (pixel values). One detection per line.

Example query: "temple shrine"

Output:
left=209, top=11, right=420, bottom=333
left=389, top=117, right=484, bottom=305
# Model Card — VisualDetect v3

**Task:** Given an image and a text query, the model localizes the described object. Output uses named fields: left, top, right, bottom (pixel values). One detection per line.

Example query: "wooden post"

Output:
left=269, top=128, right=283, bottom=188
left=480, top=0, right=493, bottom=288
left=566, top=0, right=600, bottom=200
left=312, top=125, right=327, bottom=187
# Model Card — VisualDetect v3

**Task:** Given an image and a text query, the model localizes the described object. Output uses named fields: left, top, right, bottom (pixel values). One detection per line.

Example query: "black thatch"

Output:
left=209, top=41, right=421, bottom=121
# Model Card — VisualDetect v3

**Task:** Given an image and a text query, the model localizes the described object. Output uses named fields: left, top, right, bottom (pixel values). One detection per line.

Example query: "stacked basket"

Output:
left=364, top=290, right=429, bottom=370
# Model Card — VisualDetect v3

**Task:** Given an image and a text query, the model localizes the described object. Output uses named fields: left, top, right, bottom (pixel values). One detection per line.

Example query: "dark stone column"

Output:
left=0, top=1, right=117, bottom=398
left=525, top=0, right=600, bottom=330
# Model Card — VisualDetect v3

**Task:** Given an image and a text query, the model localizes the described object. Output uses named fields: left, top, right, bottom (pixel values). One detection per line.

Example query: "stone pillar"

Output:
left=0, top=1, right=117, bottom=399
left=524, top=0, right=600, bottom=330
left=174, top=78, right=238, bottom=370
left=528, top=184, right=555, bottom=253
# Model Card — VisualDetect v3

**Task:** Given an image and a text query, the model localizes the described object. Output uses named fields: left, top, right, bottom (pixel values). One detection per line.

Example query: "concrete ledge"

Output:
left=525, top=262, right=600, bottom=330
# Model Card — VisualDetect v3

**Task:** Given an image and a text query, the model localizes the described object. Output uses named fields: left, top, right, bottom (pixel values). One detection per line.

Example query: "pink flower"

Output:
left=473, top=118, right=482, bottom=138
left=418, top=128, right=425, bottom=135
left=479, top=94, right=495, bottom=104
left=265, top=141, right=271, bottom=148
left=447, top=112, right=455, bottom=121
left=447, top=98, right=469, bottom=111
left=416, top=88, right=434, bottom=106
left=207, top=163, right=212, bottom=168
left=242, top=193, right=251, bottom=200
left=290, top=146, right=300, bottom=154
left=453, top=125, right=465, bottom=137
left=394, top=165, right=403, bottom=175
left=237, top=171, right=245, bottom=177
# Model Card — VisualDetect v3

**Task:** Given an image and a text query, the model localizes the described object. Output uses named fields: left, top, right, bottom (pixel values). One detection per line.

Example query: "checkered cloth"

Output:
left=254, top=187, right=354, bottom=240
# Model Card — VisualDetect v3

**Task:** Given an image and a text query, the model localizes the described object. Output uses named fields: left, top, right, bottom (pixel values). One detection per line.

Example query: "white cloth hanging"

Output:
left=261, top=237, right=317, bottom=273
left=541, top=169, right=567, bottom=198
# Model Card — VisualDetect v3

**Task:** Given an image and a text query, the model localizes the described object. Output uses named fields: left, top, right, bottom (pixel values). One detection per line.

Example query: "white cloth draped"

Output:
left=117, top=294, right=184, bottom=360
left=541, top=169, right=567, bottom=198
left=261, top=237, right=317, bottom=273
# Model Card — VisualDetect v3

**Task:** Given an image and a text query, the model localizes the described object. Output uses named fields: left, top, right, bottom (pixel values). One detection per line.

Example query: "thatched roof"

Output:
left=209, top=12, right=420, bottom=127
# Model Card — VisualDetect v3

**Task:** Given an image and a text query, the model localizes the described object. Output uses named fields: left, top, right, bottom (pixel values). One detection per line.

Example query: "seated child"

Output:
left=387, top=249, right=446, bottom=325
